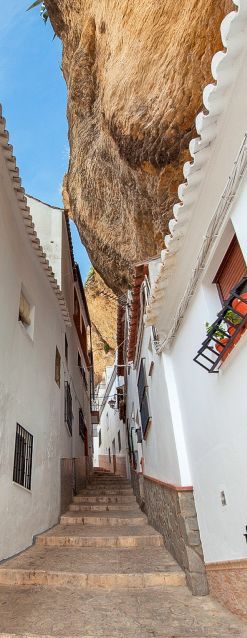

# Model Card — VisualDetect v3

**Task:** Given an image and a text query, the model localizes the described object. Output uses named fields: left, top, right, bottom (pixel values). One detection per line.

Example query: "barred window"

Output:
left=13, top=424, right=33, bottom=490
left=64, top=382, right=73, bottom=435
left=79, top=408, right=87, bottom=441
left=65, top=334, right=68, bottom=363
left=118, top=429, right=121, bottom=452
left=137, top=359, right=151, bottom=438
left=55, top=347, right=61, bottom=387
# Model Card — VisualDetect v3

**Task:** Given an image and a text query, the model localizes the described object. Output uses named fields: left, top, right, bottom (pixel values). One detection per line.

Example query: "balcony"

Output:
left=194, top=277, right=247, bottom=373
left=91, top=400, right=100, bottom=425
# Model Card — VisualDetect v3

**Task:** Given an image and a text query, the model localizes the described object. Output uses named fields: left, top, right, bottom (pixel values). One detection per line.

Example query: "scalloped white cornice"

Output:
left=146, top=0, right=247, bottom=338
left=0, top=106, right=71, bottom=327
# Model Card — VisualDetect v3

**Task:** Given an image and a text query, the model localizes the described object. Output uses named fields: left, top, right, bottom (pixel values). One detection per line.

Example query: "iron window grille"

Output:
left=194, top=276, right=247, bottom=373
left=65, top=382, right=73, bottom=435
left=65, top=334, right=68, bottom=363
left=55, top=347, right=61, bottom=387
left=79, top=408, right=87, bottom=441
left=13, top=424, right=33, bottom=490
left=137, top=358, right=151, bottom=437
left=118, top=429, right=121, bottom=452
left=78, top=352, right=88, bottom=390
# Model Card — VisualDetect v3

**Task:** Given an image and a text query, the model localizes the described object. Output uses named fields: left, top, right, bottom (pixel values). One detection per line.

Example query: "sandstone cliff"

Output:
left=46, top=0, right=232, bottom=293
left=85, top=270, right=117, bottom=385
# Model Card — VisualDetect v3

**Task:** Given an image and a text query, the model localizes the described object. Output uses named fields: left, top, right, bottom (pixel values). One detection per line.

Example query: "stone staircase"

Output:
left=0, top=469, right=246, bottom=637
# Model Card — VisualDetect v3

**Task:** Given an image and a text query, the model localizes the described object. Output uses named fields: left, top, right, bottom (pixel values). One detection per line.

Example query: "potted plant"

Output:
left=231, top=292, right=247, bottom=317
left=205, top=322, right=228, bottom=355
left=224, top=309, right=242, bottom=345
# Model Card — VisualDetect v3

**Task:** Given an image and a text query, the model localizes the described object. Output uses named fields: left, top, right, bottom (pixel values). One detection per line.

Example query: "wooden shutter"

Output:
left=214, top=235, right=247, bottom=302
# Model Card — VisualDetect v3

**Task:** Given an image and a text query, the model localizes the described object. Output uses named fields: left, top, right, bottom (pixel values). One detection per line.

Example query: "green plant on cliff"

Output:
left=103, top=342, right=110, bottom=354
left=85, top=266, right=95, bottom=285
left=27, top=1, right=49, bottom=24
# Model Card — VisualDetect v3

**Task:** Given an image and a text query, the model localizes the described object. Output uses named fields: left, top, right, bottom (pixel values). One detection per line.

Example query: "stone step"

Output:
left=79, top=489, right=133, bottom=496
left=88, top=483, right=131, bottom=489
left=90, top=480, right=132, bottom=485
left=69, top=503, right=139, bottom=512
left=60, top=511, right=147, bottom=526
left=73, top=494, right=136, bottom=504
left=36, top=524, right=163, bottom=548
left=0, top=584, right=245, bottom=637
left=0, top=546, right=185, bottom=589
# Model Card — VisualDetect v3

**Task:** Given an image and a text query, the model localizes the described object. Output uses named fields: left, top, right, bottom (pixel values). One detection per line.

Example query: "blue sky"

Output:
left=0, top=1, right=90, bottom=281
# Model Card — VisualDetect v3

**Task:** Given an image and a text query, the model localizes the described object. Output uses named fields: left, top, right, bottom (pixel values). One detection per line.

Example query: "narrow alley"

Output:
left=0, top=470, right=246, bottom=637
left=1, top=1, right=247, bottom=636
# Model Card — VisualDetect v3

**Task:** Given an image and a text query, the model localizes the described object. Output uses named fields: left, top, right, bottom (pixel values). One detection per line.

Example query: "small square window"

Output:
left=13, top=424, right=33, bottom=490
left=18, top=287, right=35, bottom=339
left=55, top=347, right=61, bottom=387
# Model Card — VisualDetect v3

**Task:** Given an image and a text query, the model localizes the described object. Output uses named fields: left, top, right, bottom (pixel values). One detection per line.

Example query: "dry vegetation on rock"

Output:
left=85, top=270, right=117, bottom=385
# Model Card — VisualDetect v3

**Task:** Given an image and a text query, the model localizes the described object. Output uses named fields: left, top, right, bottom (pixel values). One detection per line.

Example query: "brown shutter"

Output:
left=214, top=235, right=247, bottom=302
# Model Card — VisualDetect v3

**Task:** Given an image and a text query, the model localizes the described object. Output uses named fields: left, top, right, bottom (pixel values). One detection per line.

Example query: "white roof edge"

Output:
left=145, top=0, right=245, bottom=329
left=0, top=106, right=71, bottom=327
left=26, top=193, right=64, bottom=212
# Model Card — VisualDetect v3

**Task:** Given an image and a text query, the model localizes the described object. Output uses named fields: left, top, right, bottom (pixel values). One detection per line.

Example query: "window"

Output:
left=118, top=429, right=121, bottom=452
left=19, top=290, right=31, bottom=327
left=194, top=275, right=247, bottom=372
left=78, top=351, right=82, bottom=371
left=99, top=429, right=102, bottom=447
left=74, top=289, right=88, bottom=362
left=65, top=334, right=68, bottom=363
left=108, top=447, right=111, bottom=464
left=13, top=424, right=33, bottom=490
left=137, top=359, right=151, bottom=438
left=64, top=382, right=73, bottom=435
left=74, top=288, right=80, bottom=319
left=55, top=347, right=61, bottom=387
left=214, top=235, right=247, bottom=302
left=78, top=352, right=88, bottom=389
left=79, top=408, right=86, bottom=440
left=18, top=288, right=34, bottom=339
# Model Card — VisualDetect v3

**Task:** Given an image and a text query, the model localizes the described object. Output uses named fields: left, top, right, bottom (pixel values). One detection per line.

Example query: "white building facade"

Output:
left=0, top=108, right=92, bottom=562
left=94, top=365, right=129, bottom=477
left=122, top=2, right=247, bottom=616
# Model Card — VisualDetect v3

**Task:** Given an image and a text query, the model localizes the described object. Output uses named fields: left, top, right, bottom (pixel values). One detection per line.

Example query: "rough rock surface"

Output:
left=85, top=270, right=117, bottom=385
left=46, top=0, right=232, bottom=292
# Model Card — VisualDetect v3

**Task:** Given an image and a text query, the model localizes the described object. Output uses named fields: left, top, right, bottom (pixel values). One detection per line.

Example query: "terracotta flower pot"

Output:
left=232, top=292, right=247, bottom=316
left=215, top=338, right=228, bottom=354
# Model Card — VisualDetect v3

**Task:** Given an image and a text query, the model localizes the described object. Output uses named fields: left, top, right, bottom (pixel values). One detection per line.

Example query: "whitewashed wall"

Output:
left=98, top=368, right=128, bottom=475
left=0, top=161, right=71, bottom=560
left=170, top=178, right=247, bottom=564
left=126, top=324, right=188, bottom=485
left=29, top=197, right=92, bottom=464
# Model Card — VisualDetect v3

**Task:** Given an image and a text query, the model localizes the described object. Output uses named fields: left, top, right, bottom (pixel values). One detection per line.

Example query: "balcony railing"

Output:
left=194, top=277, right=247, bottom=373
